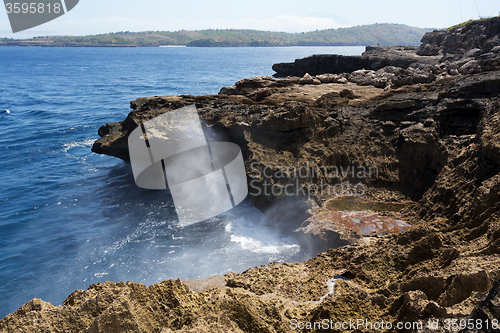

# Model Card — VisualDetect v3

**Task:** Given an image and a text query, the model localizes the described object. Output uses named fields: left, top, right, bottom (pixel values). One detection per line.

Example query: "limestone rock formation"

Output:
left=272, top=46, right=440, bottom=78
left=273, top=17, right=500, bottom=89
left=417, top=17, right=500, bottom=56
left=3, top=16, right=500, bottom=333
left=84, top=67, right=500, bottom=333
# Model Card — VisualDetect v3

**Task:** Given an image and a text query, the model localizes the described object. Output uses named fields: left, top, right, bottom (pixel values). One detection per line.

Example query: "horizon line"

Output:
left=2, top=23, right=436, bottom=40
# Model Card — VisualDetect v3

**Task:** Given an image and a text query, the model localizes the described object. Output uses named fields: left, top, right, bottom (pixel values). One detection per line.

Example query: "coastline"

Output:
left=0, top=24, right=430, bottom=48
left=2, top=17, right=500, bottom=332
left=0, top=43, right=417, bottom=48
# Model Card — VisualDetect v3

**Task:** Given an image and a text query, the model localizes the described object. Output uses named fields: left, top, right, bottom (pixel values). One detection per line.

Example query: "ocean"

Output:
left=0, top=45, right=364, bottom=318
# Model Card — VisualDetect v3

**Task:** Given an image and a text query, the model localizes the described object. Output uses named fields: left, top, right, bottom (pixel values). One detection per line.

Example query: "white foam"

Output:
left=94, top=272, right=108, bottom=278
left=230, top=235, right=299, bottom=254
left=223, top=206, right=300, bottom=255
left=61, top=139, right=94, bottom=152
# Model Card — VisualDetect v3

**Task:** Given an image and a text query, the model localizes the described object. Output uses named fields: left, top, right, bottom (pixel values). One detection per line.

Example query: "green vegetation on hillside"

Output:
left=0, top=24, right=431, bottom=47
left=446, top=15, right=500, bottom=31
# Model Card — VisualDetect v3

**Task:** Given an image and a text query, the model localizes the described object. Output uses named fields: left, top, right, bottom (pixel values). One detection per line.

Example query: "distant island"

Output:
left=0, top=24, right=432, bottom=47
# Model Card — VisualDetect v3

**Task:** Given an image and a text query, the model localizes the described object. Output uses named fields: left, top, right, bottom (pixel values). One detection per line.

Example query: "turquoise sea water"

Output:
left=0, top=46, right=364, bottom=318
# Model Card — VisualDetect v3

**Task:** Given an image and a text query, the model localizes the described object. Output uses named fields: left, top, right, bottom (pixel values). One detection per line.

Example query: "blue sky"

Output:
left=1, top=0, right=499, bottom=37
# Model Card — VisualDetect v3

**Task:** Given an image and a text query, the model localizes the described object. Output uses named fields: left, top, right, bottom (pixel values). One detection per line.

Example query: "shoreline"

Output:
left=2, top=16, right=500, bottom=332
left=0, top=23, right=430, bottom=48
left=0, top=43, right=410, bottom=48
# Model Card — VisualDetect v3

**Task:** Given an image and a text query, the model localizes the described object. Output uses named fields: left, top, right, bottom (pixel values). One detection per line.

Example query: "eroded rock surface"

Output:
left=271, top=45, right=440, bottom=78
left=3, top=17, right=500, bottom=333
left=48, top=70, right=500, bottom=332
left=273, top=17, right=500, bottom=90
left=84, top=58, right=500, bottom=333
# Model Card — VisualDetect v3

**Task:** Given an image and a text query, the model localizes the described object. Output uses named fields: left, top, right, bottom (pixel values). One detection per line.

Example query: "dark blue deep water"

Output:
left=0, top=46, right=364, bottom=318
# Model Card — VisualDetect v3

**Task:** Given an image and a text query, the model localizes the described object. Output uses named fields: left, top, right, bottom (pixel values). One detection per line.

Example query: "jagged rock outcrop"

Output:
left=272, top=46, right=440, bottom=78
left=86, top=68, right=500, bottom=332
left=418, top=16, right=500, bottom=56
left=2, top=218, right=500, bottom=332
left=92, top=70, right=500, bottom=209
left=273, top=17, right=500, bottom=89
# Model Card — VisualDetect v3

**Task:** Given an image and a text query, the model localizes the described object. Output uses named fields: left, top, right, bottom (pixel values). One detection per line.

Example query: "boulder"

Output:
left=417, top=43, right=441, bottom=56
left=219, top=85, right=237, bottom=95
left=458, top=60, right=481, bottom=74
left=391, top=67, right=436, bottom=86
left=464, top=48, right=483, bottom=58
left=315, top=73, right=348, bottom=84
left=347, top=66, right=436, bottom=88
left=298, top=73, right=321, bottom=85
left=348, top=69, right=391, bottom=88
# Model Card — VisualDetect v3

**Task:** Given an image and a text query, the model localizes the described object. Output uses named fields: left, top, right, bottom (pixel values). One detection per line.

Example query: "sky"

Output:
left=1, top=0, right=499, bottom=38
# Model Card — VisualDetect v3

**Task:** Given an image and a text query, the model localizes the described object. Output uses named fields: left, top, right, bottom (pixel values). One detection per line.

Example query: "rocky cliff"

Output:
left=273, top=16, right=500, bottom=82
left=271, top=45, right=440, bottom=77
left=2, top=17, right=500, bottom=332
